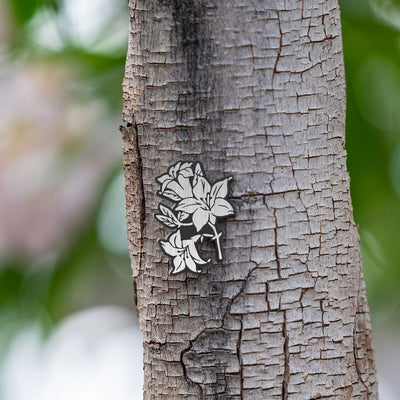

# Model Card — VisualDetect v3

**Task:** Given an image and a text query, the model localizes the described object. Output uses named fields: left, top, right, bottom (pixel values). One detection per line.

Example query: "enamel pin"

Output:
left=155, top=161, right=235, bottom=274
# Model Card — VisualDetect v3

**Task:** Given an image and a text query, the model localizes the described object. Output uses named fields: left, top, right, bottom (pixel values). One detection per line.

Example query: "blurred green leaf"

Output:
left=9, top=0, right=43, bottom=24
left=341, top=0, right=400, bottom=316
left=43, top=165, right=131, bottom=322
left=0, top=267, right=23, bottom=308
left=370, top=0, right=400, bottom=29
left=97, top=170, right=128, bottom=257
left=355, top=57, right=400, bottom=136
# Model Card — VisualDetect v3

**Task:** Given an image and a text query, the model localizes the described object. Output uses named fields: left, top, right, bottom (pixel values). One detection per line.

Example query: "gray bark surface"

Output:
left=121, top=0, right=378, bottom=398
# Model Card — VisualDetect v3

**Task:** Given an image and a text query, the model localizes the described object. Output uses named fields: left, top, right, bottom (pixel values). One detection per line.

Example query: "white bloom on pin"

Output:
left=156, top=162, right=194, bottom=201
left=155, top=161, right=235, bottom=275
left=159, top=231, right=209, bottom=274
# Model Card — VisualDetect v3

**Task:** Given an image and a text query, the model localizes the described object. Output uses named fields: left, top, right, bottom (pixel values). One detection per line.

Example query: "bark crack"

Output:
left=121, top=123, right=145, bottom=251
left=282, top=311, right=290, bottom=400
left=273, top=209, right=282, bottom=280
left=180, top=330, right=206, bottom=399
left=120, top=121, right=145, bottom=303
left=320, top=299, right=326, bottom=339
left=273, top=11, right=283, bottom=77
left=353, top=286, right=369, bottom=393
left=237, top=318, right=244, bottom=399
left=265, top=281, right=271, bottom=312
left=131, top=120, right=146, bottom=274
left=222, top=264, right=258, bottom=397
left=222, top=265, right=258, bottom=323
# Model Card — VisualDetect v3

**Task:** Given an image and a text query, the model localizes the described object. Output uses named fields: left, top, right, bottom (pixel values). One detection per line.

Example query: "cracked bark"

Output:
left=121, top=0, right=378, bottom=398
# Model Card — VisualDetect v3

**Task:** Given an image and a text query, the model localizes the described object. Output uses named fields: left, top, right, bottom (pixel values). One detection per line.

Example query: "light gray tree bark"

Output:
left=121, top=0, right=378, bottom=398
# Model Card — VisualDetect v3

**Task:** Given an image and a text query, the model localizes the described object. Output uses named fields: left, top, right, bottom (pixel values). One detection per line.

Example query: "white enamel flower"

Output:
left=159, top=231, right=209, bottom=274
left=155, top=161, right=235, bottom=274
left=156, top=162, right=194, bottom=201
left=175, top=176, right=234, bottom=232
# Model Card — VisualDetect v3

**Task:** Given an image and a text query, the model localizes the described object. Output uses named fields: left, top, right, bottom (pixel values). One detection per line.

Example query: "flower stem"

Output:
left=209, top=223, right=223, bottom=260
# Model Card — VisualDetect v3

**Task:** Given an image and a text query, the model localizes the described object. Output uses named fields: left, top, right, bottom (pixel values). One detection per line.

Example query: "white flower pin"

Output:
left=155, top=161, right=235, bottom=274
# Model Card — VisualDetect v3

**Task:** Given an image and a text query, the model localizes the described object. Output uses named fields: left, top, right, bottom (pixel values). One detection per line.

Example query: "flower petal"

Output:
left=184, top=250, right=198, bottom=273
left=161, top=178, right=174, bottom=194
left=192, top=208, right=210, bottom=231
left=179, top=162, right=194, bottom=178
left=169, top=162, right=181, bottom=178
left=172, top=254, right=186, bottom=274
left=163, top=181, right=187, bottom=199
left=193, top=176, right=211, bottom=201
left=187, top=241, right=209, bottom=265
left=159, top=240, right=180, bottom=257
left=211, top=198, right=234, bottom=217
left=195, top=163, right=203, bottom=176
left=169, top=230, right=182, bottom=248
left=156, top=173, right=170, bottom=184
left=210, top=177, right=231, bottom=202
left=177, top=175, right=193, bottom=198
left=175, top=198, right=203, bottom=214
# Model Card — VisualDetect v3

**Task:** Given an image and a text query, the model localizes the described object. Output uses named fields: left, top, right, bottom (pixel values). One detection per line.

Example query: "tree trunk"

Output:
left=121, top=1, right=378, bottom=399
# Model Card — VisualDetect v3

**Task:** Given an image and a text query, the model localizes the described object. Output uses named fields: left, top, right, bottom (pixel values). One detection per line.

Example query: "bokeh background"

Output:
left=0, top=0, right=399, bottom=398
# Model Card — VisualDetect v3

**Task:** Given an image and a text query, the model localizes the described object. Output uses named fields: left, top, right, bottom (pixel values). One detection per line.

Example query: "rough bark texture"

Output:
left=122, top=1, right=378, bottom=399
